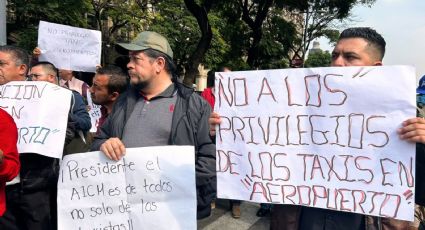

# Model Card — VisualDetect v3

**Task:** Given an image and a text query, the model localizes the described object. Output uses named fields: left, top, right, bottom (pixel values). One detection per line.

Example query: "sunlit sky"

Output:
left=318, top=0, right=425, bottom=82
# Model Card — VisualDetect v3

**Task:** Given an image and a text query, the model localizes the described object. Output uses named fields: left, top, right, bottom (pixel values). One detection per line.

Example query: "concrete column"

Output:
left=0, top=0, right=6, bottom=45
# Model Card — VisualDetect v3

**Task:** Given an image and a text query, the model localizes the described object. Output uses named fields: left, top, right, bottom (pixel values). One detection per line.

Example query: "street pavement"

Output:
left=198, top=199, right=270, bottom=230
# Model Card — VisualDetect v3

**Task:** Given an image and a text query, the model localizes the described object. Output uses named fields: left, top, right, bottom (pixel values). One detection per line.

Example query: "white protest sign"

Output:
left=215, top=66, right=416, bottom=221
left=86, top=89, right=102, bottom=133
left=0, top=81, right=71, bottom=158
left=38, top=21, right=101, bottom=72
left=58, top=146, right=197, bottom=230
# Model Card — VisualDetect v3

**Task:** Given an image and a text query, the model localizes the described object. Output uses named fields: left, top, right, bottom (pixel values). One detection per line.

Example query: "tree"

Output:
left=215, top=0, right=375, bottom=69
left=216, top=0, right=328, bottom=69
left=6, top=0, right=91, bottom=50
left=149, top=0, right=230, bottom=84
left=6, top=0, right=377, bottom=82
left=305, top=49, right=331, bottom=67
left=213, top=2, right=251, bottom=70
left=256, top=9, right=298, bottom=69
left=153, top=0, right=230, bottom=85
left=211, top=1, right=296, bottom=70
left=239, top=0, right=275, bottom=68
left=287, top=0, right=376, bottom=65
left=7, top=0, right=153, bottom=64
left=89, top=0, right=152, bottom=64
left=149, top=0, right=202, bottom=80
left=182, top=0, right=213, bottom=86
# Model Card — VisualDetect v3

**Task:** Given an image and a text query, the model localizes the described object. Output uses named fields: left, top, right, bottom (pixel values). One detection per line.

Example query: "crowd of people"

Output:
left=0, top=26, right=424, bottom=230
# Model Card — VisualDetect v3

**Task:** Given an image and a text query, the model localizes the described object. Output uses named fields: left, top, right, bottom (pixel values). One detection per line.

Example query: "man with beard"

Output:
left=91, top=31, right=216, bottom=219
left=89, top=65, right=128, bottom=134
left=209, top=27, right=423, bottom=229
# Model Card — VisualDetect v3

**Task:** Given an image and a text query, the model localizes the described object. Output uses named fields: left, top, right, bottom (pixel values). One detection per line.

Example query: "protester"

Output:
left=201, top=66, right=231, bottom=109
left=0, top=108, right=20, bottom=217
left=32, top=47, right=89, bottom=100
left=201, top=70, right=216, bottom=108
left=0, top=45, right=56, bottom=230
left=278, top=27, right=425, bottom=230
left=91, top=31, right=216, bottom=219
left=414, top=75, right=425, bottom=229
left=89, top=65, right=128, bottom=134
left=209, top=27, right=425, bottom=229
left=29, top=61, right=92, bottom=153
left=0, top=45, right=28, bottom=84
left=0, top=45, right=91, bottom=229
left=29, top=61, right=92, bottom=229
left=291, top=26, right=387, bottom=230
left=58, top=69, right=89, bottom=99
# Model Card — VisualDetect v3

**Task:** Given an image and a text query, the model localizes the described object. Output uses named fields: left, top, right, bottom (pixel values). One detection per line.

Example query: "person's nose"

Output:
left=331, top=55, right=345, bottom=67
left=127, top=62, right=134, bottom=70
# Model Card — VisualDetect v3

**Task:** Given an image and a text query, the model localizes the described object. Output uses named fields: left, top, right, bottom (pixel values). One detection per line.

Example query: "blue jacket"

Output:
left=69, top=90, right=91, bottom=133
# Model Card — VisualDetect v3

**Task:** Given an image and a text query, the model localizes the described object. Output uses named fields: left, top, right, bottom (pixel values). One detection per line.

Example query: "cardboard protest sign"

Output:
left=58, top=146, right=197, bottom=230
left=37, top=21, right=101, bottom=72
left=0, top=81, right=71, bottom=158
left=86, top=89, right=102, bottom=133
left=215, top=66, right=416, bottom=221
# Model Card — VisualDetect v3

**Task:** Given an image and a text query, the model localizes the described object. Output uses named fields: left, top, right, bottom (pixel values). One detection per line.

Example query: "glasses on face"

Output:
left=28, top=73, right=48, bottom=80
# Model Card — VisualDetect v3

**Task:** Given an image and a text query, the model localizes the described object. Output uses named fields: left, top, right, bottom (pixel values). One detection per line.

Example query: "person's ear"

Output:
left=48, top=74, right=56, bottom=83
left=373, top=61, right=383, bottom=66
left=18, top=64, right=28, bottom=78
left=110, top=92, right=120, bottom=102
left=155, top=57, right=166, bottom=73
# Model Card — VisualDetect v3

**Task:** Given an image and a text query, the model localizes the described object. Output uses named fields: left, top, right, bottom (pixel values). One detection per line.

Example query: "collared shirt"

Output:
left=122, top=84, right=177, bottom=148
left=60, top=77, right=89, bottom=99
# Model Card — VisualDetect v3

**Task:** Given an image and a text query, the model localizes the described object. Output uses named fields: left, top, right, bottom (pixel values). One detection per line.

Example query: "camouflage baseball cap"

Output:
left=116, top=31, right=173, bottom=58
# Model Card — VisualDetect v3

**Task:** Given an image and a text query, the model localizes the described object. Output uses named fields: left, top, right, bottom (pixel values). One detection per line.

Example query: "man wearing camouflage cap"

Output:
left=91, top=31, right=216, bottom=219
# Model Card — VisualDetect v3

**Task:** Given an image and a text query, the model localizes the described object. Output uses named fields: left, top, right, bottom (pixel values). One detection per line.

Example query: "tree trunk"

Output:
left=183, top=0, right=213, bottom=87
left=246, top=28, right=262, bottom=68
left=241, top=0, right=273, bottom=69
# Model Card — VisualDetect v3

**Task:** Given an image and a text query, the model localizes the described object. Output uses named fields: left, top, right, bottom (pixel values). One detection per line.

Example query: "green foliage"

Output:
left=272, top=16, right=297, bottom=49
left=321, top=29, right=340, bottom=45
left=89, top=0, right=151, bottom=64
left=15, top=28, right=38, bottom=52
left=204, top=27, right=230, bottom=70
left=8, top=0, right=90, bottom=27
left=305, top=50, right=332, bottom=68
left=287, top=0, right=376, bottom=62
left=90, top=0, right=150, bottom=35
left=6, top=0, right=91, bottom=52
left=149, top=0, right=201, bottom=72
left=5, top=0, right=375, bottom=74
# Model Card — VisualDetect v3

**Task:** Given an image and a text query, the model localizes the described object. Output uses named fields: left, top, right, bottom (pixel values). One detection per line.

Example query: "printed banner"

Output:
left=38, top=21, right=101, bottom=72
left=0, top=81, right=71, bottom=158
left=215, top=66, right=416, bottom=221
left=58, top=146, right=197, bottom=230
